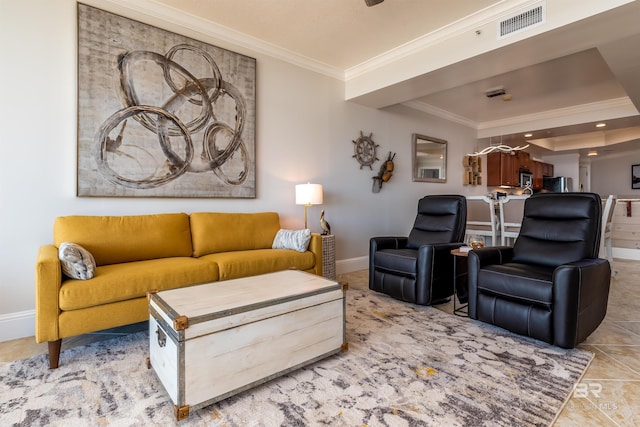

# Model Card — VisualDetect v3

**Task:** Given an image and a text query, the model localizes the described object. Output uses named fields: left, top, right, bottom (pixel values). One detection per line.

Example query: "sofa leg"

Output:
left=48, top=339, right=61, bottom=369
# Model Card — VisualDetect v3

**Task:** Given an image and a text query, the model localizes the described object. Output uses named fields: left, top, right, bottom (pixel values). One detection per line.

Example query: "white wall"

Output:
left=589, top=150, right=640, bottom=261
left=0, top=0, right=481, bottom=341
left=590, top=150, right=640, bottom=198
left=539, top=148, right=640, bottom=198
left=541, top=153, right=581, bottom=191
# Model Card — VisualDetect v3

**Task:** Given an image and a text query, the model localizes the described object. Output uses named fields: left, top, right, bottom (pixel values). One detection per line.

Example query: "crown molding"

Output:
left=403, top=97, right=638, bottom=138
left=477, top=97, right=637, bottom=132
left=345, top=0, right=541, bottom=80
left=87, top=0, right=543, bottom=83
left=401, top=101, right=477, bottom=129
left=82, top=0, right=344, bottom=80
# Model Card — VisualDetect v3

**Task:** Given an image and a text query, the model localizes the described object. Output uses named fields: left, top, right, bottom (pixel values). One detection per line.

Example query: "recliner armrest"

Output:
left=417, top=242, right=466, bottom=268
left=415, top=242, right=465, bottom=271
left=414, top=242, right=465, bottom=303
left=468, top=246, right=514, bottom=269
left=370, top=236, right=409, bottom=252
left=552, top=258, right=611, bottom=348
left=424, top=242, right=466, bottom=253
left=369, top=236, right=409, bottom=293
left=467, top=246, right=513, bottom=319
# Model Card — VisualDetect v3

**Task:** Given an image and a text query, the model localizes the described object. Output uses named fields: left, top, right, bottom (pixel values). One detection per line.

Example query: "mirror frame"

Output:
left=412, top=133, right=447, bottom=183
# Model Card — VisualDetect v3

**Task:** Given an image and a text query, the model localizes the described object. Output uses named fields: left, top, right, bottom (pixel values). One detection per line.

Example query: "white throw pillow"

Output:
left=272, top=229, right=312, bottom=253
left=59, top=242, right=96, bottom=280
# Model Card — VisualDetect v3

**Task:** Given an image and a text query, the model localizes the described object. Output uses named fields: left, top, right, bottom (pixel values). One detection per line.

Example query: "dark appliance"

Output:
left=519, top=170, right=533, bottom=188
left=543, top=176, right=573, bottom=192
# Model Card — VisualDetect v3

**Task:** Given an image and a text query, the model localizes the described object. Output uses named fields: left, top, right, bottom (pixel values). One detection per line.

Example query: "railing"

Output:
left=612, top=198, right=640, bottom=251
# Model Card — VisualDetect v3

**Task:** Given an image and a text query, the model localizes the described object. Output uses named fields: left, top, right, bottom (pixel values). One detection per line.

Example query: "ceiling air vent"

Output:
left=498, top=2, right=545, bottom=39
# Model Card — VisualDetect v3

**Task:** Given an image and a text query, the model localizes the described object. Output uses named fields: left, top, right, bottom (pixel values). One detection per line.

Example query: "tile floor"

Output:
left=1, top=260, right=638, bottom=426
left=436, top=259, right=640, bottom=427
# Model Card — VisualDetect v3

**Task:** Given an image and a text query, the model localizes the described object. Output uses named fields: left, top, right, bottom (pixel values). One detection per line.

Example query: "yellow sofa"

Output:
left=35, top=212, right=323, bottom=368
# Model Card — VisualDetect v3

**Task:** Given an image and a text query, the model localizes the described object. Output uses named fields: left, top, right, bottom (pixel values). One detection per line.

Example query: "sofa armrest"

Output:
left=308, top=233, right=323, bottom=276
left=552, top=258, right=611, bottom=348
left=35, top=244, right=62, bottom=343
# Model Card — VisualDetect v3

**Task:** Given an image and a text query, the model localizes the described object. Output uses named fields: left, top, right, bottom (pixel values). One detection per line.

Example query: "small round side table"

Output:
left=450, top=248, right=470, bottom=317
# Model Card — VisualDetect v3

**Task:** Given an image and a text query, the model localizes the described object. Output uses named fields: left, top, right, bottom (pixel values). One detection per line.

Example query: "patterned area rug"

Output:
left=1, top=287, right=592, bottom=426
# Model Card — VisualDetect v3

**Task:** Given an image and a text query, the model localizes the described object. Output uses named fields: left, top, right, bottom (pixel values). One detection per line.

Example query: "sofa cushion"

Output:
left=59, top=257, right=218, bottom=311
left=59, top=242, right=96, bottom=280
left=54, top=213, right=193, bottom=266
left=272, top=229, right=311, bottom=252
left=200, top=249, right=315, bottom=281
left=190, top=212, right=281, bottom=256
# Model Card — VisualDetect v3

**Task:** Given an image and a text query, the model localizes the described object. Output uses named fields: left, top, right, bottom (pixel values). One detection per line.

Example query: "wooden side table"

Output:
left=450, top=248, right=470, bottom=317
left=321, top=234, right=336, bottom=280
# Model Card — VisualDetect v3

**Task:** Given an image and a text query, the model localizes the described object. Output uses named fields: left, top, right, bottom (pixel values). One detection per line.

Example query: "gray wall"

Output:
left=590, top=149, right=640, bottom=198
left=0, top=0, right=486, bottom=340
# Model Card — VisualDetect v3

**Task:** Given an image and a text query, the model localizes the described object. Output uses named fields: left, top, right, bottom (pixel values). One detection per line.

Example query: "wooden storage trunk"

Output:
left=147, top=270, right=347, bottom=420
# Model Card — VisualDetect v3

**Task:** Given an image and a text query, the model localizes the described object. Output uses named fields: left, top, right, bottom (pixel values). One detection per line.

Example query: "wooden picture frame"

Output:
left=412, top=134, right=447, bottom=183
left=77, top=4, right=256, bottom=198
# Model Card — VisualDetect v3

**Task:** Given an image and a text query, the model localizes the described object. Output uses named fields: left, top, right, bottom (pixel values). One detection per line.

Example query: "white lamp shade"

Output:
left=295, top=183, right=323, bottom=206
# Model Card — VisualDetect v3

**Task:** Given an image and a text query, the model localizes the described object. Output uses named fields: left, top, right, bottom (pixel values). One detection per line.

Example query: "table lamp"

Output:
left=295, top=183, right=323, bottom=229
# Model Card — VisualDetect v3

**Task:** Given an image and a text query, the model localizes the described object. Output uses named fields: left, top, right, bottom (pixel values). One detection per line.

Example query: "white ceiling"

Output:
left=154, top=0, right=498, bottom=70
left=152, top=0, right=640, bottom=158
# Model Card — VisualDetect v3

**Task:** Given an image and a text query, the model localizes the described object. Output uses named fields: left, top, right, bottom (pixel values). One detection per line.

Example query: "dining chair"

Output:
left=465, top=196, right=499, bottom=246
left=499, top=195, right=529, bottom=246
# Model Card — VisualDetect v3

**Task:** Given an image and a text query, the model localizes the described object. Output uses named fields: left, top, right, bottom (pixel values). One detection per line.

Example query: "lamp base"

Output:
left=303, top=205, right=309, bottom=229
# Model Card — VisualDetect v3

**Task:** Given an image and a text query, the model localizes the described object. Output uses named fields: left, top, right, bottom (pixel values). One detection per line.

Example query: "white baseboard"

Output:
left=336, top=256, right=368, bottom=275
left=0, top=310, right=35, bottom=343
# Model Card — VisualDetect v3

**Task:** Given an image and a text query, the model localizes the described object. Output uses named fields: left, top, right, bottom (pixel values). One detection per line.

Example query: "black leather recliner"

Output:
left=369, top=195, right=467, bottom=305
left=468, top=192, right=611, bottom=348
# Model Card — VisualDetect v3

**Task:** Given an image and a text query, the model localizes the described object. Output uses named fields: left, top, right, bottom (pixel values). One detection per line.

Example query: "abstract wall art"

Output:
left=77, top=4, right=256, bottom=197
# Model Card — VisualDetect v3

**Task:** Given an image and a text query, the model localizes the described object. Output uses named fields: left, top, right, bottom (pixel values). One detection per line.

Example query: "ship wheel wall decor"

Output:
left=352, top=131, right=379, bottom=170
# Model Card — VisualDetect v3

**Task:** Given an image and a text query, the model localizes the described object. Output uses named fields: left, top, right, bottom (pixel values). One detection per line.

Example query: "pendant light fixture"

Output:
left=467, top=136, right=529, bottom=156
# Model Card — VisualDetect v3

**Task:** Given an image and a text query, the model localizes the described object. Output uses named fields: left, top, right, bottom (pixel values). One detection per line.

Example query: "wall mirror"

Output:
left=412, top=134, right=447, bottom=182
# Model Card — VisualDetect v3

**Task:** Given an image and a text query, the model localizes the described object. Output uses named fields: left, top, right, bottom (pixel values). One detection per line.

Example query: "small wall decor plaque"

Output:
left=372, top=152, right=396, bottom=193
